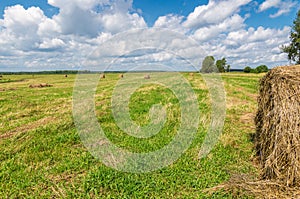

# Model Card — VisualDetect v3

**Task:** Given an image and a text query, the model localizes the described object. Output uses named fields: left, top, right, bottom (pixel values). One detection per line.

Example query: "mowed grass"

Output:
left=0, top=72, right=262, bottom=198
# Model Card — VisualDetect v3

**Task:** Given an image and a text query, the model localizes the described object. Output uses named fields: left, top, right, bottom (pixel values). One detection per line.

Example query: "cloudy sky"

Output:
left=0, top=0, right=299, bottom=71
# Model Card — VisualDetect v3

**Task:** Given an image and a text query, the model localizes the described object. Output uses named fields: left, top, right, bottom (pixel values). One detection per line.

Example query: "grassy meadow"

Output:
left=0, top=72, right=263, bottom=198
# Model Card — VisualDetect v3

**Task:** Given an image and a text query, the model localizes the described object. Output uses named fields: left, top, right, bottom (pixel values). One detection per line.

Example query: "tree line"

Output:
left=200, top=56, right=269, bottom=73
left=200, top=56, right=231, bottom=73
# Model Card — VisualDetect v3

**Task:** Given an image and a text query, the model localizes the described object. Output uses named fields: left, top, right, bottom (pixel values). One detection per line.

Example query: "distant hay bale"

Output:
left=101, top=74, right=105, bottom=79
left=29, top=83, right=53, bottom=88
left=255, top=65, right=300, bottom=186
left=65, top=74, right=68, bottom=77
left=144, top=74, right=150, bottom=79
left=119, top=74, right=124, bottom=78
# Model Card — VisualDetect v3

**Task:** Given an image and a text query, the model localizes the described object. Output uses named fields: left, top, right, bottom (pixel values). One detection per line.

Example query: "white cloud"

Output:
left=183, top=0, right=251, bottom=29
left=0, top=0, right=293, bottom=71
left=39, top=38, right=65, bottom=50
left=193, top=14, right=245, bottom=42
left=37, top=18, right=61, bottom=37
left=101, top=13, right=146, bottom=34
left=259, top=0, right=281, bottom=11
left=48, top=0, right=146, bottom=36
left=225, top=26, right=290, bottom=45
left=0, top=5, right=47, bottom=51
left=259, top=0, right=298, bottom=18
left=213, top=26, right=291, bottom=67
left=154, top=14, right=185, bottom=33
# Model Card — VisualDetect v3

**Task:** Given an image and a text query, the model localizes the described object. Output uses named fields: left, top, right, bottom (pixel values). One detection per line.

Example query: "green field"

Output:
left=0, top=73, right=263, bottom=198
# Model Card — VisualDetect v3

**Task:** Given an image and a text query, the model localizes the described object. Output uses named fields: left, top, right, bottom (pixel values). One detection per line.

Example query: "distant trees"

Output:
left=281, top=9, right=300, bottom=64
left=226, top=65, right=231, bottom=72
left=243, top=65, right=269, bottom=73
left=200, top=56, right=268, bottom=73
left=256, top=65, right=269, bottom=73
left=216, top=58, right=226, bottom=73
left=201, top=56, right=230, bottom=73
left=244, top=66, right=252, bottom=73
left=201, top=56, right=217, bottom=73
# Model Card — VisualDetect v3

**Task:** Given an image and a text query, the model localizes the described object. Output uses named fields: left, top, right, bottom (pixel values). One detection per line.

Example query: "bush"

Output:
left=256, top=65, right=269, bottom=73
left=244, top=66, right=252, bottom=73
left=244, top=65, right=269, bottom=73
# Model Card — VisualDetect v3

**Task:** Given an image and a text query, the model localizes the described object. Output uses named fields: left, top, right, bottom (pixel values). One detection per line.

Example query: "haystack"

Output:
left=255, top=65, right=300, bottom=186
left=29, top=83, right=53, bottom=88
left=101, top=74, right=105, bottom=79
left=144, top=74, right=150, bottom=79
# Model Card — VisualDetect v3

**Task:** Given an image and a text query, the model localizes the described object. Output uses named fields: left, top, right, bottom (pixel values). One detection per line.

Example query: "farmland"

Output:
left=0, top=73, right=263, bottom=198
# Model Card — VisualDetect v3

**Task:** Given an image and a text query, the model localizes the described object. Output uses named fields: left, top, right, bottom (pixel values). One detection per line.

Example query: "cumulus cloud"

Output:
left=48, top=0, right=146, bottom=36
left=259, top=0, right=281, bottom=11
left=193, top=14, right=246, bottom=42
left=0, top=0, right=293, bottom=71
left=183, top=0, right=251, bottom=29
left=215, top=26, right=291, bottom=67
left=39, top=38, right=65, bottom=50
left=258, top=0, right=298, bottom=18
left=154, top=14, right=185, bottom=33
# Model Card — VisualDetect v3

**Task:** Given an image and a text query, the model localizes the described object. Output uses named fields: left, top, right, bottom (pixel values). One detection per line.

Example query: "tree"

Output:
left=281, top=9, right=300, bottom=64
left=216, top=58, right=226, bottom=73
left=226, top=64, right=231, bottom=72
left=201, top=56, right=217, bottom=73
left=244, top=66, right=251, bottom=73
left=256, top=65, right=269, bottom=73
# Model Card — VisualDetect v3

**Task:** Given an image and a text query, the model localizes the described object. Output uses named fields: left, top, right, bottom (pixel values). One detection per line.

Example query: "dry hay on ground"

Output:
left=144, top=74, right=150, bottom=79
left=204, top=174, right=300, bottom=199
left=100, top=74, right=105, bottom=79
left=29, top=83, right=53, bottom=88
left=119, top=74, right=124, bottom=78
left=0, top=88, right=16, bottom=92
left=255, top=65, right=300, bottom=186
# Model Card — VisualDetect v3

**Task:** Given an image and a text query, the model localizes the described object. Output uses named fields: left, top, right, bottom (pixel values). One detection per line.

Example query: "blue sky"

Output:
left=0, top=0, right=299, bottom=71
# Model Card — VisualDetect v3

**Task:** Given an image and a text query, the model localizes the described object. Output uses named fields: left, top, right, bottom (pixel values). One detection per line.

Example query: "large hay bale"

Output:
left=255, top=65, right=300, bottom=186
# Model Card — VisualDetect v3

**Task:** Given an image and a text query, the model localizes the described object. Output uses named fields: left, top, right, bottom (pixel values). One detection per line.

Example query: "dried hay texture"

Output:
left=255, top=65, right=300, bottom=187
left=29, top=83, right=53, bottom=88
left=144, top=74, right=150, bottom=79
left=204, top=174, right=300, bottom=199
